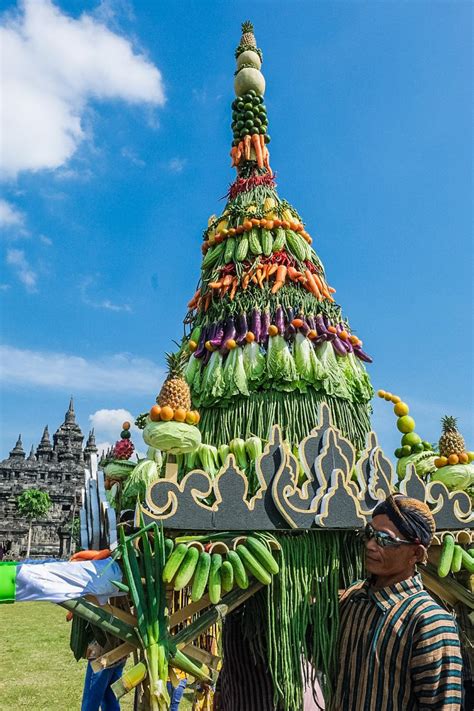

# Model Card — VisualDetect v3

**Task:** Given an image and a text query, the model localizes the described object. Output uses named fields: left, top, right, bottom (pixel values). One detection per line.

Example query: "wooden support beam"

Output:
left=91, top=641, right=136, bottom=672
left=169, top=594, right=212, bottom=628
left=181, top=644, right=220, bottom=671
left=100, top=603, right=137, bottom=628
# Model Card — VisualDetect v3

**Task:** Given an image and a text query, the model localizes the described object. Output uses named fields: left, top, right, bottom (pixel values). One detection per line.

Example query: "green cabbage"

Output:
left=243, top=341, right=265, bottom=383
left=103, top=460, right=136, bottom=479
left=293, top=333, right=314, bottom=383
left=143, top=421, right=201, bottom=454
left=200, top=351, right=225, bottom=403
left=431, top=463, right=474, bottom=492
left=397, top=451, right=438, bottom=480
left=267, top=334, right=297, bottom=383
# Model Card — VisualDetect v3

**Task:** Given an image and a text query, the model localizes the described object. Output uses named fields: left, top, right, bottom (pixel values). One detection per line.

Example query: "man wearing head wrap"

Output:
left=332, top=494, right=463, bottom=710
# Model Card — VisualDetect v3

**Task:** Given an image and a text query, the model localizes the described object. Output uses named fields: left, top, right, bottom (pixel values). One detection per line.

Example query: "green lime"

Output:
left=247, top=89, right=256, bottom=97
left=394, top=448, right=404, bottom=459
left=422, top=441, right=432, bottom=451
left=236, top=121, right=244, bottom=130
left=236, top=102, right=244, bottom=111
left=401, top=432, right=422, bottom=447
left=244, top=110, right=254, bottom=119
left=467, top=451, right=474, bottom=462
left=412, top=443, right=424, bottom=453
left=260, top=104, right=267, bottom=112
left=240, top=128, right=250, bottom=136
left=397, top=416, right=416, bottom=433
left=244, top=102, right=253, bottom=111
left=245, top=119, right=254, bottom=128
left=401, top=445, right=412, bottom=456
left=252, top=95, right=261, bottom=105
left=253, top=117, right=262, bottom=127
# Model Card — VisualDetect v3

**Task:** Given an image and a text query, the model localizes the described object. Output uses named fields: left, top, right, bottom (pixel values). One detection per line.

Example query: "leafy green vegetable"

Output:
left=184, top=354, right=201, bottom=388
left=122, top=459, right=161, bottom=509
left=245, top=436, right=263, bottom=462
left=230, top=438, right=248, bottom=470
left=267, top=335, right=297, bottom=383
left=103, top=460, right=136, bottom=479
left=143, top=421, right=201, bottom=454
left=147, top=447, right=163, bottom=466
left=315, top=342, right=350, bottom=400
left=243, top=341, right=265, bottom=383
left=198, top=443, right=219, bottom=477
left=293, top=333, right=314, bottom=383
left=341, top=352, right=374, bottom=403
left=201, top=351, right=225, bottom=403
left=431, top=463, right=474, bottom=492
left=223, top=347, right=249, bottom=396
left=396, top=451, right=437, bottom=480
left=218, top=444, right=230, bottom=466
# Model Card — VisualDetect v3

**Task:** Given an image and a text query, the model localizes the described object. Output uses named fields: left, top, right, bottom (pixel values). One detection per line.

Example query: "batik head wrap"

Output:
left=372, top=494, right=435, bottom=547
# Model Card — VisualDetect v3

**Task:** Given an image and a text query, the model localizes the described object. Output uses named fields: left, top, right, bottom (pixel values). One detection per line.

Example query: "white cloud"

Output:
left=0, top=199, right=25, bottom=228
left=121, top=147, right=145, bottom=167
left=6, top=248, right=37, bottom=291
left=168, top=157, right=187, bottom=174
left=79, top=275, right=132, bottom=312
left=0, top=344, right=164, bottom=393
left=0, top=0, right=165, bottom=178
left=39, top=234, right=53, bottom=245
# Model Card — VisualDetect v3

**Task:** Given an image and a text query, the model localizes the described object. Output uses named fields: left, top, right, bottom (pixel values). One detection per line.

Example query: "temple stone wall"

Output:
left=0, top=399, right=97, bottom=558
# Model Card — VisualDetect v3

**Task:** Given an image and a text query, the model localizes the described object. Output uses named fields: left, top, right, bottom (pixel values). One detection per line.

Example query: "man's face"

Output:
left=364, top=514, right=420, bottom=577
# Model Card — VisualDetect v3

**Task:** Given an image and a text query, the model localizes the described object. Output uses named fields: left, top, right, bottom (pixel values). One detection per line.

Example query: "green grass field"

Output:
left=0, top=602, right=192, bottom=710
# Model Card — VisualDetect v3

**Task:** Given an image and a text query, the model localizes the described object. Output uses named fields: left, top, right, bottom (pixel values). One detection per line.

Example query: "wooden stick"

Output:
left=169, top=594, right=212, bottom=628
left=91, top=641, right=136, bottom=672
left=100, top=603, right=137, bottom=627
left=181, top=644, right=220, bottom=671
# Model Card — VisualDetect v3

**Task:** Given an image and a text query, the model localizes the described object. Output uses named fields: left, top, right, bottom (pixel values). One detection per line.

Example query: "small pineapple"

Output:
left=439, top=416, right=465, bottom=457
left=241, top=20, right=257, bottom=48
left=157, top=351, right=191, bottom=411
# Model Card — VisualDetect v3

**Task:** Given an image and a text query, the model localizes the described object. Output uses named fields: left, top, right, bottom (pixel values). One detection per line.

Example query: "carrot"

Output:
left=267, top=264, right=279, bottom=278
left=235, top=142, right=243, bottom=165
left=259, top=134, right=265, bottom=157
left=256, top=268, right=265, bottom=288
left=229, top=277, right=238, bottom=300
left=70, top=549, right=111, bottom=562
left=304, top=269, right=322, bottom=299
left=230, top=147, right=237, bottom=167
left=328, top=286, right=336, bottom=294
left=287, top=266, right=301, bottom=282
left=242, top=273, right=251, bottom=290
left=271, top=280, right=284, bottom=294
left=187, top=289, right=201, bottom=308
left=251, top=274, right=258, bottom=284
left=252, top=133, right=264, bottom=168
left=263, top=146, right=271, bottom=171
left=244, top=135, right=251, bottom=160
left=222, top=274, right=234, bottom=287
left=203, top=293, right=212, bottom=311
left=271, top=264, right=287, bottom=294
left=209, top=281, right=223, bottom=289
left=220, top=283, right=230, bottom=298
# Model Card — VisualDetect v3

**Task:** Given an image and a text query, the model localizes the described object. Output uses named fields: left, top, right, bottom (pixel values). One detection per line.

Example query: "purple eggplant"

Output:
left=250, top=309, right=262, bottom=344
left=344, top=338, right=354, bottom=353
left=261, top=310, right=271, bottom=343
left=275, top=305, right=285, bottom=335
left=315, top=314, right=329, bottom=336
left=194, top=324, right=210, bottom=359
left=306, top=314, right=317, bottom=331
left=220, top=316, right=237, bottom=352
left=332, top=336, right=348, bottom=357
left=354, top=346, right=373, bottom=363
left=235, top=312, right=248, bottom=345
left=300, top=318, right=310, bottom=337
left=209, top=321, right=225, bottom=349
left=286, top=306, right=295, bottom=323
left=285, top=323, right=296, bottom=339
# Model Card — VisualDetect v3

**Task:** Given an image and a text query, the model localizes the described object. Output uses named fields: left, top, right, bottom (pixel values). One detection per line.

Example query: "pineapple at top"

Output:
left=240, top=20, right=257, bottom=48
left=158, top=351, right=192, bottom=412
left=439, top=416, right=466, bottom=457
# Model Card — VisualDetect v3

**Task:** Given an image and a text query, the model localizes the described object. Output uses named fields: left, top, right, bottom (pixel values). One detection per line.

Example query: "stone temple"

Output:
left=0, top=398, right=97, bottom=558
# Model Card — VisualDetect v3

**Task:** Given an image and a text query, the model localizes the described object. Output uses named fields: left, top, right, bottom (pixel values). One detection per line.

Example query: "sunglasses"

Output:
left=360, top=523, right=414, bottom=548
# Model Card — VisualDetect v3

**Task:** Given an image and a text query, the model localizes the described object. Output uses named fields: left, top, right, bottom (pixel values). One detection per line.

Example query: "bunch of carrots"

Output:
left=230, top=134, right=270, bottom=170
left=187, top=258, right=335, bottom=312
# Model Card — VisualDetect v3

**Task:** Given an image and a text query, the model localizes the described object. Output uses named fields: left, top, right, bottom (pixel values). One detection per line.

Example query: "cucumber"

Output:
left=173, top=546, right=200, bottom=590
left=249, top=229, right=263, bottom=255
left=224, top=237, right=236, bottom=264
left=221, top=560, right=234, bottom=593
left=191, top=552, right=211, bottom=602
left=261, top=229, right=273, bottom=256
left=227, top=550, right=249, bottom=590
left=164, top=538, right=175, bottom=560
left=208, top=553, right=223, bottom=604
left=162, top=543, right=188, bottom=583
left=202, top=242, right=224, bottom=269
left=235, top=235, right=249, bottom=261
left=450, top=545, right=463, bottom=574
left=245, top=537, right=279, bottom=575
left=437, top=534, right=455, bottom=578
left=285, top=230, right=306, bottom=261
left=272, top=228, right=286, bottom=252
left=236, top=544, right=272, bottom=585
left=461, top=548, right=474, bottom=574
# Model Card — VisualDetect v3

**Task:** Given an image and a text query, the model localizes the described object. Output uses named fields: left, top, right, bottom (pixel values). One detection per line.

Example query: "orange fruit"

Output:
left=150, top=405, right=161, bottom=422
left=174, top=408, right=187, bottom=422
left=383, top=392, right=393, bottom=401
left=185, top=411, right=197, bottom=425
left=448, top=454, right=459, bottom=465
left=434, top=457, right=446, bottom=468
left=394, top=402, right=409, bottom=417
left=397, top=416, right=415, bottom=433
left=189, top=340, right=198, bottom=352
left=192, top=410, right=200, bottom=424
left=391, top=395, right=401, bottom=404
left=160, top=406, right=174, bottom=421
left=377, top=390, right=386, bottom=398
left=122, top=421, right=131, bottom=430
left=458, top=452, right=469, bottom=464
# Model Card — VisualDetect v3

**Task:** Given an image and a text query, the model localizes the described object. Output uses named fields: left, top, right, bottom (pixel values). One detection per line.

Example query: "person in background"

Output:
left=333, top=494, right=463, bottom=710
left=81, top=642, right=125, bottom=711
left=167, top=670, right=187, bottom=710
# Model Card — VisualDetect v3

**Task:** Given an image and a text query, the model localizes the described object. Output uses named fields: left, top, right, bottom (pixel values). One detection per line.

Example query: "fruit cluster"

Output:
left=434, top=452, right=473, bottom=468
left=231, top=90, right=268, bottom=144
left=377, top=390, right=432, bottom=458
left=112, top=421, right=135, bottom=460
left=149, top=404, right=200, bottom=426
left=162, top=535, right=280, bottom=604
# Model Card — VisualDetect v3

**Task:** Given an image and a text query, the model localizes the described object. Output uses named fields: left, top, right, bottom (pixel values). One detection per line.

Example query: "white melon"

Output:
left=236, top=50, right=262, bottom=71
left=234, top=68, right=265, bottom=97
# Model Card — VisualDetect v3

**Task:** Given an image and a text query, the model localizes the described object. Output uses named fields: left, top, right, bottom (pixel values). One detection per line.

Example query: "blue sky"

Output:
left=0, top=0, right=472, bottom=462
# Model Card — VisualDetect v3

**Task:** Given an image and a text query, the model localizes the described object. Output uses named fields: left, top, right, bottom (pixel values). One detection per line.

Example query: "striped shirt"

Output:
left=332, top=574, right=463, bottom=710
